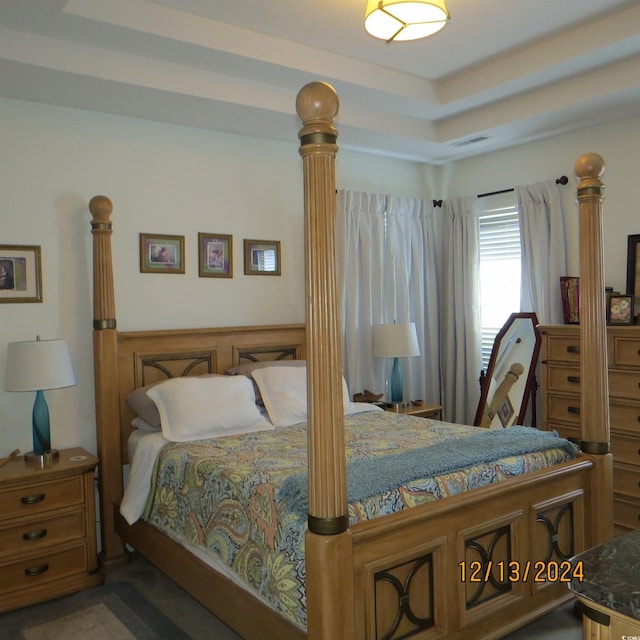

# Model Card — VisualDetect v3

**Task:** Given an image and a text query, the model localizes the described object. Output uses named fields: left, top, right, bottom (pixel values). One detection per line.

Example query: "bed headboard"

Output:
left=116, top=324, right=305, bottom=459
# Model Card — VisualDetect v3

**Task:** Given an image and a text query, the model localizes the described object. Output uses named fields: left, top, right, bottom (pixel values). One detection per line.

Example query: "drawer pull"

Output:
left=567, top=346, right=580, bottom=354
left=567, top=406, right=580, bottom=415
left=25, top=564, right=49, bottom=577
left=22, top=529, right=47, bottom=541
left=567, top=375, right=580, bottom=384
left=21, top=493, right=45, bottom=505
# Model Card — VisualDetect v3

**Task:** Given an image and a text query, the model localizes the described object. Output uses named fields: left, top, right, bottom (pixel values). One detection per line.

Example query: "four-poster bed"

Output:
left=89, top=81, right=613, bottom=640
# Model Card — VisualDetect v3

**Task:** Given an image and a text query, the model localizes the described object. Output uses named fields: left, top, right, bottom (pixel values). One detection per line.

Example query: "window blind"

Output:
left=478, top=195, right=521, bottom=369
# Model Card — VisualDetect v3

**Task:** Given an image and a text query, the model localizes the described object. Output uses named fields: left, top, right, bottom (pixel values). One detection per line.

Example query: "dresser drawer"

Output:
left=611, top=336, right=640, bottom=367
left=613, top=497, right=640, bottom=530
left=545, top=335, right=581, bottom=363
left=609, top=370, right=640, bottom=401
left=547, top=422, right=580, bottom=443
left=546, top=364, right=581, bottom=393
left=0, top=510, right=84, bottom=559
left=611, top=431, right=640, bottom=466
left=613, top=465, right=640, bottom=499
left=547, top=394, right=582, bottom=426
left=0, top=544, right=88, bottom=594
left=610, top=402, right=640, bottom=432
left=0, top=477, right=83, bottom=520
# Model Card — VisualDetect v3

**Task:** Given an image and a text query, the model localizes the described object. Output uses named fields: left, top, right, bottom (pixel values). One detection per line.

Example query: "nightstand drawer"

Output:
left=0, top=476, right=83, bottom=520
left=0, top=510, right=84, bottom=558
left=0, top=544, right=88, bottom=594
left=546, top=364, right=581, bottom=393
left=547, top=394, right=581, bottom=426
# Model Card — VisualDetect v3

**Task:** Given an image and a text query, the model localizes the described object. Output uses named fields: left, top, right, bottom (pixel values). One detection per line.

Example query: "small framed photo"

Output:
left=198, top=233, right=232, bottom=278
left=607, top=294, right=634, bottom=325
left=244, top=239, right=281, bottom=276
left=0, top=245, right=42, bottom=303
left=140, top=234, right=185, bottom=274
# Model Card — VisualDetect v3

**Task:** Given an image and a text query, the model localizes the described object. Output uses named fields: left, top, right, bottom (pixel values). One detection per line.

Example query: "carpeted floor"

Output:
left=0, top=553, right=582, bottom=639
left=0, top=581, right=189, bottom=640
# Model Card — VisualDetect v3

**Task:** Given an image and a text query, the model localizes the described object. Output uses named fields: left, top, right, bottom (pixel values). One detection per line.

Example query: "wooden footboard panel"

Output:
left=350, top=456, right=600, bottom=640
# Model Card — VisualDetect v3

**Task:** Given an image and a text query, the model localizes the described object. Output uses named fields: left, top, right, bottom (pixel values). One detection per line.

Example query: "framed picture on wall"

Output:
left=0, top=245, right=42, bottom=303
left=140, top=234, right=185, bottom=274
left=626, top=234, right=640, bottom=320
left=198, top=233, right=232, bottom=278
left=243, top=239, right=281, bottom=276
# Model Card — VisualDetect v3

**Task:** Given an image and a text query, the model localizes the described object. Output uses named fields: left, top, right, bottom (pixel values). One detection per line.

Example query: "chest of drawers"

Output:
left=0, top=447, right=103, bottom=612
left=539, top=325, right=640, bottom=535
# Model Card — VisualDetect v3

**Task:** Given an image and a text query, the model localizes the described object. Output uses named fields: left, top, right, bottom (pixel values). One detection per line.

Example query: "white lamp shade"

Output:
left=365, top=0, right=449, bottom=42
left=4, top=339, right=76, bottom=391
left=373, top=323, right=420, bottom=358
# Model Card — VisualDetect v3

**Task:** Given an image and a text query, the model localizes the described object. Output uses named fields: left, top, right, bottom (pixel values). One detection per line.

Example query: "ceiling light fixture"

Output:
left=364, top=0, right=450, bottom=42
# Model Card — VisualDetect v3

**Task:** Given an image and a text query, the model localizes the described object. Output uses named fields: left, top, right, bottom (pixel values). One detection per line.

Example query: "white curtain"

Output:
left=516, top=181, right=568, bottom=324
left=337, top=191, right=440, bottom=406
left=439, top=196, right=482, bottom=424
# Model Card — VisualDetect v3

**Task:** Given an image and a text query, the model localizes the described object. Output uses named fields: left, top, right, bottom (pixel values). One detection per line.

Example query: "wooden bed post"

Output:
left=297, top=82, right=355, bottom=639
left=575, top=153, right=613, bottom=543
left=89, top=195, right=127, bottom=566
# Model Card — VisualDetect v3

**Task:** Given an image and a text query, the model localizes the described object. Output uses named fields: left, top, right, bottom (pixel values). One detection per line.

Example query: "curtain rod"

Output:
left=477, top=175, right=568, bottom=199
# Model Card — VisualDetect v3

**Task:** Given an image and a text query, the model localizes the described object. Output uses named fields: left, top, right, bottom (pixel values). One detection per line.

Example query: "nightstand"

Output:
left=385, top=403, right=441, bottom=419
left=0, top=447, right=103, bottom=612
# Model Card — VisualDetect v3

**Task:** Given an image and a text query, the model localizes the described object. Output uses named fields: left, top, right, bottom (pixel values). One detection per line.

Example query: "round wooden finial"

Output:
left=574, top=152, right=605, bottom=181
left=89, top=195, right=113, bottom=223
left=296, top=81, right=339, bottom=125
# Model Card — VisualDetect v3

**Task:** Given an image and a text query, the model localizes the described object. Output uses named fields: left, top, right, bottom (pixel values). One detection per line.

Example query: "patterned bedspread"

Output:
left=143, top=411, right=576, bottom=628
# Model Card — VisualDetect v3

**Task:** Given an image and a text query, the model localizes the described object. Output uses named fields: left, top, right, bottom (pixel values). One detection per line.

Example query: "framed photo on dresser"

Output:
left=626, top=234, right=640, bottom=321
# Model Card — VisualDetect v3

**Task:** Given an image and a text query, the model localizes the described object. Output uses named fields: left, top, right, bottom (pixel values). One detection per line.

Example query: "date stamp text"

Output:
left=459, top=560, right=584, bottom=583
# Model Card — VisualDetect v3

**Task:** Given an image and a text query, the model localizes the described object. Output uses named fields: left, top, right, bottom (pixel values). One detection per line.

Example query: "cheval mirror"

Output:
left=473, top=312, right=541, bottom=429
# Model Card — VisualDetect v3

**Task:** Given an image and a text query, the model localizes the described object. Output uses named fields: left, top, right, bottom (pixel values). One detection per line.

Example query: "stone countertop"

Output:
left=569, top=528, right=640, bottom=621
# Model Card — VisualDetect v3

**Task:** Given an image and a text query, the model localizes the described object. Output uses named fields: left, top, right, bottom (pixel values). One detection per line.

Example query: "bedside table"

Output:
left=0, top=447, right=103, bottom=612
left=385, top=403, right=441, bottom=419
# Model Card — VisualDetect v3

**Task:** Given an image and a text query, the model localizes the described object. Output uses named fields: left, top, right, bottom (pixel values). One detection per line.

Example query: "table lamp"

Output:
left=4, top=336, right=76, bottom=462
left=373, top=323, right=420, bottom=404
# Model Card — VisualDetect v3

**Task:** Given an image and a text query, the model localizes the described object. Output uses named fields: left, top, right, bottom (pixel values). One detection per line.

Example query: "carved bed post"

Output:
left=89, top=195, right=127, bottom=565
left=297, top=82, right=355, bottom=639
left=574, top=153, right=613, bottom=543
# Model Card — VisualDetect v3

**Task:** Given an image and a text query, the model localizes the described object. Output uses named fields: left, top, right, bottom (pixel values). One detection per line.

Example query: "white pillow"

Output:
left=147, top=375, right=272, bottom=442
left=251, top=366, right=381, bottom=428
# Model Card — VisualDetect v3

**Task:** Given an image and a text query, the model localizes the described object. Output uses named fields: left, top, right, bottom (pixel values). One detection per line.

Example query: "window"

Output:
left=478, top=192, right=521, bottom=369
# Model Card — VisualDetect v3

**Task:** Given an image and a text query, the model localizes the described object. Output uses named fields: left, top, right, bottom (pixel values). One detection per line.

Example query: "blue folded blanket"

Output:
left=278, top=426, right=576, bottom=519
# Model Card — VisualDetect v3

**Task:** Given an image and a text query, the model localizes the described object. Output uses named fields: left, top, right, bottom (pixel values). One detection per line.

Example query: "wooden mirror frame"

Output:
left=473, top=312, right=541, bottom=428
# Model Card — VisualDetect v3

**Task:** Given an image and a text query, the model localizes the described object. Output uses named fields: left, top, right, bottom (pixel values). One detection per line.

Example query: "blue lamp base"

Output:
left=25, top=389, right=59, bottom=464
left=390, top=357, right=403, bottom=403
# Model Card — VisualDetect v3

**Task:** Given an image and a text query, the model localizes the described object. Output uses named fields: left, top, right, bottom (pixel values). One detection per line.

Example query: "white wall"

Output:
left=0, top=98, right=427, bottom=457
